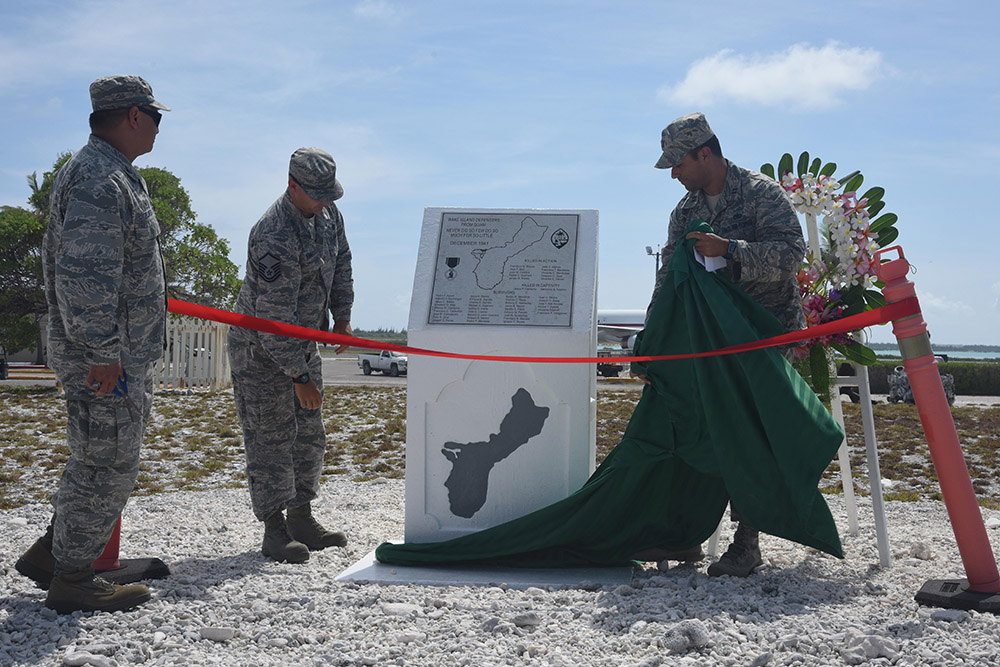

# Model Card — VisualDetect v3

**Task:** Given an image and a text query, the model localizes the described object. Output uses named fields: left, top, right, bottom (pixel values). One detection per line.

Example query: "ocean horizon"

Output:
left=875, top=350, right=1000, bottom=361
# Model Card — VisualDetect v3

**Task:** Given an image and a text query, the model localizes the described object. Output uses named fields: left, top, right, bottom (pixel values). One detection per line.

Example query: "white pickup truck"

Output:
left=358, top=350, right=408, bottom=376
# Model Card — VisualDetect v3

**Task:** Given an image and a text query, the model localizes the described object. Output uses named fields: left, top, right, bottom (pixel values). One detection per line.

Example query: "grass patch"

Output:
left=2, top=386, right=999, bottom=514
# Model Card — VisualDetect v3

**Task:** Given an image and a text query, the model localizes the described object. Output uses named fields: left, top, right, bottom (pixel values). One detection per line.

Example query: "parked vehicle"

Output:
left=596, top=348, right=628, bottom=378
left=358, top=350, right=408, bottom=377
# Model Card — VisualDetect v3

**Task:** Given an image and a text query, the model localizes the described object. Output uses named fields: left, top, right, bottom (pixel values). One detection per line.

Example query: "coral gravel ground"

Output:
left=1, top=386, right=1000, bottom=666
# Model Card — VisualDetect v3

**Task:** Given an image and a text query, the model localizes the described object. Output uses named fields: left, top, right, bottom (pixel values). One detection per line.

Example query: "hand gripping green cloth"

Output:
left=376, top=220, right=845, bottom=567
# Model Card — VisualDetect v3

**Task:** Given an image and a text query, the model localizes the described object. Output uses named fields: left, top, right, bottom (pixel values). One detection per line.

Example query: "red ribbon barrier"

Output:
left=168, top=297, right=920, bottom=364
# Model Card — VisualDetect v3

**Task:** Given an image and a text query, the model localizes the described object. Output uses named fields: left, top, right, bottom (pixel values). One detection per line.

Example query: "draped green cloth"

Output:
left=376, top=221, right=844, bottom=567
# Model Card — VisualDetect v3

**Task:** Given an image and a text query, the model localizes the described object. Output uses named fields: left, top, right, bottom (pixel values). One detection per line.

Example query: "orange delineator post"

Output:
left=876, top=246, right=1000, bottom=598
left=91, top=515, right=122, bottom=572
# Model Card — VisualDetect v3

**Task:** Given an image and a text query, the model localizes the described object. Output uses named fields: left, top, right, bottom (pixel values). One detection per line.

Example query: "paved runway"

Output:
left=321, top=354, right=407, bottom=388
left=5, top=355, right=998, bottom=405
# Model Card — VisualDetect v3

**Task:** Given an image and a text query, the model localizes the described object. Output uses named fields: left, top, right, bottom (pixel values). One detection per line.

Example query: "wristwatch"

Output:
left=723, top=238, right=738, bottom=260
left=292, top=373, right=310, bottom=384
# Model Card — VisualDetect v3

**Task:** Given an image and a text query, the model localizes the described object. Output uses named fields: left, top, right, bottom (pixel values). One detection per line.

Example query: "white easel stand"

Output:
left=833, top=363, right=892, bottom=567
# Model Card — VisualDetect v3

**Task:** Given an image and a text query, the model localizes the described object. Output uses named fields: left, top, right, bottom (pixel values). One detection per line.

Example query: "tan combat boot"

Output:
left=707, top=522, right=763, bottom=577
left=261, top=511, right=310, bottom=563
left=286, top=502, right=348, bottom=550
left=45, top=568, right=151, bottom=614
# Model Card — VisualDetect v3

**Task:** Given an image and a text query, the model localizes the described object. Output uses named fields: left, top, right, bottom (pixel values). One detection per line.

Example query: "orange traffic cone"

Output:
left=92, top=515, right=122, bottom=571
left=87, top=514, right=171, bottom=584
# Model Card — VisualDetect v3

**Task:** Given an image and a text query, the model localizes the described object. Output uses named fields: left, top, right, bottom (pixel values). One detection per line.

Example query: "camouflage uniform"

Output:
left=42, top=134, right=167, bottom=571
left=648, top=158, right=806, bottom=332
left=229, top=190, right=353, bottom=521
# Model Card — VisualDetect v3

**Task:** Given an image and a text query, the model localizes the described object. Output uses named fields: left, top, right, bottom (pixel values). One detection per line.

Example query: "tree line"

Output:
left=0, top=154, right=241, bottom=362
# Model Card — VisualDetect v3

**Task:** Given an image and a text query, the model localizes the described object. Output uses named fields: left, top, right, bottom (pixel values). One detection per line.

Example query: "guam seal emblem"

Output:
left=550, top=228, right=569, bottom=249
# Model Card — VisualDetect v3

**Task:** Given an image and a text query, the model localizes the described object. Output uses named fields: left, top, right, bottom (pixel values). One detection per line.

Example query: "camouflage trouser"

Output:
left=50, top=362, right=153, bottom=572
left=229, top=340, right=326, bottom=521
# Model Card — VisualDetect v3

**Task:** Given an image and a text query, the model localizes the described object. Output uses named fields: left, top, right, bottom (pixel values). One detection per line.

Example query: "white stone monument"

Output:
left=405, top=207, right=599, bottom=543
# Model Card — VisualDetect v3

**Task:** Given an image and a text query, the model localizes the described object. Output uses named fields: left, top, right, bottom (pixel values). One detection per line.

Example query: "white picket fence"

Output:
left=152, top=316, right=231, bottom=391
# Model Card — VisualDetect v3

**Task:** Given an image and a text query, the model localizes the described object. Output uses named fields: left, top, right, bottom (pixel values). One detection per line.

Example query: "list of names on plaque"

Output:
left=428, top=212, right=579, bottom=327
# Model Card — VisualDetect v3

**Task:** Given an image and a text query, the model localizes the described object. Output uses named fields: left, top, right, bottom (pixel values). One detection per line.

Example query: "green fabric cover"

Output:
left=376, top=220, right=844, bottom=567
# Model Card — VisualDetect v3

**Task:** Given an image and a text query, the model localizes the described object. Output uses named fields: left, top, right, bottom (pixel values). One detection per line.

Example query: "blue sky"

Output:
left=2, top=0, right=998, bottom=345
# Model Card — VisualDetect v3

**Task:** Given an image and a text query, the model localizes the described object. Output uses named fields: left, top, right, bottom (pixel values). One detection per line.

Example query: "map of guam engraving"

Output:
left=471, top=216, right=548, bottom=289
left=441, top=388, right=550, bottom=518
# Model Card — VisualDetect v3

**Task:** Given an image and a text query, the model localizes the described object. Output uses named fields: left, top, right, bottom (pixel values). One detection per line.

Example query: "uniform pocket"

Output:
left=66, top=399, right=140, bottom=469
left=133, top=198, right=161, bottom=240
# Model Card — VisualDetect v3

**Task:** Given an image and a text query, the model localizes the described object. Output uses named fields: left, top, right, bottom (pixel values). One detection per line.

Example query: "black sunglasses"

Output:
left=137, top=106, right=162, bottom=127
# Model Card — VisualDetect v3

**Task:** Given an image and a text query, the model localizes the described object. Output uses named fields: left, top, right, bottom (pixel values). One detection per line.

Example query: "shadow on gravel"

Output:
left=161, top=550, right=270, bottom=589
left=588, top=558, right=871, bottom=634
left=1, top=594, right=83, bottom=664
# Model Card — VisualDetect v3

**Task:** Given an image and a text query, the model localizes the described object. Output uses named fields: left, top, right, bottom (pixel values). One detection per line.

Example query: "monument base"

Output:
left=336, top=547, right=633, bottom=590
left=915, top=579, right=1000, bottom=614
left=96, top=558, right=171, bottom=585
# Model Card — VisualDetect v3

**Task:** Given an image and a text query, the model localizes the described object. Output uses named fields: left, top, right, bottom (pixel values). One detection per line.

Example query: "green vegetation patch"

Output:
left=1, top=386, right=998, bottom=514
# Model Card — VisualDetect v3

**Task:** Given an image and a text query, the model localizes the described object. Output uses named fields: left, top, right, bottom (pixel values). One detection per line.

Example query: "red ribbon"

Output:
left=167, top=297, right=920, bottom=364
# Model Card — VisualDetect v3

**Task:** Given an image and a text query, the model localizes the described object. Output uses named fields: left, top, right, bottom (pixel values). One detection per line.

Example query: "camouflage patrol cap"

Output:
left=289, top=147, right=344, bottom=202
left=654, top=112, right=715, bottom=169
left=89, top=75, right=171, bottom=113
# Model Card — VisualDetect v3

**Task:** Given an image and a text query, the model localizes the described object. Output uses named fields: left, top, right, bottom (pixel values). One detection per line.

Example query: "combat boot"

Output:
left=707, top=522, right=763, bottom=577
left=15, top=526, right=55, bottom=590
left=261, top=511, right=310, bottom=563
left=45, top=568, right=150, bottom=614
left=287, top=502, right=348, bottom=550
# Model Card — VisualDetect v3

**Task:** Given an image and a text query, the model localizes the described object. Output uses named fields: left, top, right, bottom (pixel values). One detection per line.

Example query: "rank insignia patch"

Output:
left=258, top=252, right=281, bottom=283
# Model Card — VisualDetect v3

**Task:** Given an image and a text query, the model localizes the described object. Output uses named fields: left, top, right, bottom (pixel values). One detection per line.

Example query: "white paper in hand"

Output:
left=693, top=248, right=727, bottom=273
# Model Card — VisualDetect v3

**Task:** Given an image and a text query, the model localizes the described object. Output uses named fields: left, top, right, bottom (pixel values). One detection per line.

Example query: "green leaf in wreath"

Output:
left=832, top=340, right=878, bottom=366
left=809, top=344, right=831, bottom=401
left=778, top=153, right=794, bottom=178
left=842, top=173, right=865, bottom=193
left=837, top=170, right=860, bottom=190
left=867, top=201, right=886, bottom=217
left=839, top=288, right=869, bottom=316
left=863, top=290, right=886, bottom=308
left=809, top=157, right=822, bottom=176
left=819, top=162, right=837, bottom=177
left=797, top=151, right=810, bottom=177
left=861, top=186, right=885, bottom=205
left=869, top=213, right=898, bottom=233
left=761, top=163, right=776, bottom=180
left=875, top=226, right=899, bottom=246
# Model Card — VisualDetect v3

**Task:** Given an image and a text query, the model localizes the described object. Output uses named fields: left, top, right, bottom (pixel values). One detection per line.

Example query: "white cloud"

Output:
left=354, top=0, right=406, bottom=22
left=659, top=41, right=884, bottom=110
left=919, top=292, right=975, bottom=314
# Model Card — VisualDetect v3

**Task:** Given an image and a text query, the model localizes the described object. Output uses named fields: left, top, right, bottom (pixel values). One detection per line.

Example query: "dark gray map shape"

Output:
left=441, top=388, right=550, bottom=518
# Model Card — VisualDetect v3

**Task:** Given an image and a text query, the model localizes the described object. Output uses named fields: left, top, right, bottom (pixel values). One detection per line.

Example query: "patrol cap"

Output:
left=654, top=112, right=715, bottom=169
left=90, top=75, right=171, bottom=113
left=289, top=147, right=344, bottom=202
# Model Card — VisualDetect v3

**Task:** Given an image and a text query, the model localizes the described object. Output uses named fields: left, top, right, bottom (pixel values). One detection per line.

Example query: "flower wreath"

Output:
left=761, top=152, right=900, bottom=397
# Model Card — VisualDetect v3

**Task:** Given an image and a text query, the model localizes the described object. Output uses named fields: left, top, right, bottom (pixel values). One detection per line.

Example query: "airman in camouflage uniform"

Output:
left=15, top=75, right=168, bottom=613
left=646, top=113, right=806, bottom=578
left=228, top=147, right=354, bottom=563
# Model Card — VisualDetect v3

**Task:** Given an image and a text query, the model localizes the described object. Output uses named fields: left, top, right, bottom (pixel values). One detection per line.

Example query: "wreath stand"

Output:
left=807, top=211, right=891, bottom=567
